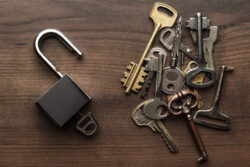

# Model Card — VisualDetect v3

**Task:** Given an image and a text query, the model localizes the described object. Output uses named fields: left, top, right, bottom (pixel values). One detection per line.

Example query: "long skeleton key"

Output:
left=123, top=3, right=177, bottom=94
left=168, top=90, right=208, bottom=162
left=143, top=53, right=169, bottom=120
left=132, top=100, right=178, bottom=153
left=140, top=47, right=167, bottom=98
left=159, top=28, right=197, bottom=60
left=186, top=13, right=216, bottom=89
left=193, top=66, right=234, bottom=130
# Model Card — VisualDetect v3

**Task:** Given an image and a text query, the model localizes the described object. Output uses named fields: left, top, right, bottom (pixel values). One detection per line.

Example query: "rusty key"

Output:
left=168, top=90, right=208, bottom=162
left=193, top=65, right=234, bottom=130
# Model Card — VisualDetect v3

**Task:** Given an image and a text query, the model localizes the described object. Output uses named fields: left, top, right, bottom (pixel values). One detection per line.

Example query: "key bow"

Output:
left=168, top=90, right=198, bottom=115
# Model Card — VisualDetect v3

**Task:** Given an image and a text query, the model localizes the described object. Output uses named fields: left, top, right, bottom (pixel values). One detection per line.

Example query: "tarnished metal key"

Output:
left=159, top=27, right=197, bottom=60
left=193, top=66, right=234, bottom=130
left=186, top=13, right=216, bottom=89
left=168, top=90, right=208, bottom=162
left=161, top=17, right=185, bottom=95
left=122, top=3, right=177, bottom=94
left=143, top=51, right=169, bottom=120
left=132, top=100, right=178, bottom=153
left=140, top=47, right=167, bottom=99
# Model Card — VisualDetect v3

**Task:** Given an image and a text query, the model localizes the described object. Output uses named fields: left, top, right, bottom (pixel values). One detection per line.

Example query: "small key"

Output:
left=140, top=47, right=167, bottom=98
left=161, top=17, right=185, bottom=95
left=122, top=3, right=177, bottom=94
left=193, top=66, right=234, bottom=130
left=143, top=52, right=169, bottom=120
left=186, top=13, right=216, bottom=89
left=159, top=28, right=197, bottom=60
left=132, top=100, right=178, bottom=153
left=168, top=90, right=208, bottom=162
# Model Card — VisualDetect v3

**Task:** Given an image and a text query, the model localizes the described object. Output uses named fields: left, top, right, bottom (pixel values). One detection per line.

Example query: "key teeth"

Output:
left=124, top=71, right=129, bottom=78
left=121, top=78, right=126, bottom=83
left=160, top=133, right=175, bottom=152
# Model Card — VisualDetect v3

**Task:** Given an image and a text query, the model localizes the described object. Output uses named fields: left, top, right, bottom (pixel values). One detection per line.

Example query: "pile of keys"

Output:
left=121, top=3, right=234, bottom=162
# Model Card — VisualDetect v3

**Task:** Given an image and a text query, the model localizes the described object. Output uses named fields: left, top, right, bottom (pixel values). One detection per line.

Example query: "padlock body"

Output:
left=37, top=74, right=90, bottom=127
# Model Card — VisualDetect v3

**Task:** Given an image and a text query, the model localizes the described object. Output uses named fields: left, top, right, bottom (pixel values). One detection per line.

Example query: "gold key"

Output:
left=121, top=3, right=178, bottom=94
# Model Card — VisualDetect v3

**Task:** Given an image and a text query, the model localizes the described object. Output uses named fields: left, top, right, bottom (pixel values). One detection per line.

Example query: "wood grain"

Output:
left=0, top=0, right=249, bottom=166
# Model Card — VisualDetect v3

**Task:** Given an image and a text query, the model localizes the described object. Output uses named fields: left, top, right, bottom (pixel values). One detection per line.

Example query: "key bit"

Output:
left=186, top=17, right=210, bottom=30
left=140, top=71, right=154, bottom=98
left=140, top=47, right=167, bottom=98
left=121, top=62, right=147, bottom=93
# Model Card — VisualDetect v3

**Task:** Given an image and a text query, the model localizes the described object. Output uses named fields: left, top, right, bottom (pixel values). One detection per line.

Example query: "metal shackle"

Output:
left=34, top=29, right=82, bottom=78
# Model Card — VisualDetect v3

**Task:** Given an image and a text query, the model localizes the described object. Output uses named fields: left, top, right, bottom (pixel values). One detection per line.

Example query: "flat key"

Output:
left=168, top=90, right=207, bottom=162
left=186, top=13, right=216, bottom=89
left=161, top=17, right=185, bottom=95
left=124, top=3, right=177, bottom=93
left=193, top=66, right=234, bottom=130
left=140, top=47, right=167, bottom=98
left=132, top=100, right=178, bottom=153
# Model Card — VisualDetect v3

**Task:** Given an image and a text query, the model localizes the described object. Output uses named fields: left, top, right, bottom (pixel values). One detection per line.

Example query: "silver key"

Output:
left=132, top=100, right=178, bottom=153
left=161, top=17, right=185, bottom=95
left=204, top=26, right=218, bottom=70
left=140, top=48, right=167, bottom=98
left=143, top=49, right=169, bottom=120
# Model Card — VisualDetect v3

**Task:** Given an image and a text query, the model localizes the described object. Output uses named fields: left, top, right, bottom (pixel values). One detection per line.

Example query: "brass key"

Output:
left=122, top=3, right=177, bottom=93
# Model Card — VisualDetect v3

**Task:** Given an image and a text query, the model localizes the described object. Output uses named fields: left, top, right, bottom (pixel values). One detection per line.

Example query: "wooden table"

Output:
left=0, top=0, right=249, bottom=166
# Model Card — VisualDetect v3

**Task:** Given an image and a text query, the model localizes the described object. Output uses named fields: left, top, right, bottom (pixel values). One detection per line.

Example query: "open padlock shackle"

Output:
left=34, top=29, right=82, bottom=78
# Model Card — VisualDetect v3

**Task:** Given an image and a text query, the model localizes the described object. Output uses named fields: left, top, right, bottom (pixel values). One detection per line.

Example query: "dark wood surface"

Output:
left=0, top=0, right=249, bottom=166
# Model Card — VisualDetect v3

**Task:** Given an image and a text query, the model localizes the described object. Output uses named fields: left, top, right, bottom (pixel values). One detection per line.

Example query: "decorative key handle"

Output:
left=34, top=29, right=98, bottom=136
left=168, top=90, right=208, bottom=162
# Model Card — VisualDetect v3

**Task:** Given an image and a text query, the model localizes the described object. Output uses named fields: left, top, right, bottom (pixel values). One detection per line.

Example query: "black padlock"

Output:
left=34, top=29, right=97, bottom=136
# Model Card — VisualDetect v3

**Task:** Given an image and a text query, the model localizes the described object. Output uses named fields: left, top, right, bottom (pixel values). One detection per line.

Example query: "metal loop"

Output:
left=34, top=29, right=83, bottom=78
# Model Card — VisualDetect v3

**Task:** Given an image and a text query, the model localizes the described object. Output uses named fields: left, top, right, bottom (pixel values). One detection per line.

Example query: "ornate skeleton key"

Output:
left=193, top=66, right=234, bottom=130
left=140, top=47, right=167, bottom=99
left=132, top=100, right=178, bottom=153
left=168, top=90, right=207, bottom=162
left=121, top=3, right=177, bottom=94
